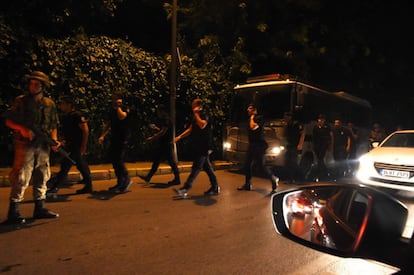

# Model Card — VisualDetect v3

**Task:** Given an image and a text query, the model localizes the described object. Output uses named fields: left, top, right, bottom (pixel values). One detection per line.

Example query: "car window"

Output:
left=381, top=133, right=414, bottom=148
left=329, top=189, right=368, bottom=231
left=347, top=193, right=368, bottom=230
left=329, top=189, right=355, bottom=221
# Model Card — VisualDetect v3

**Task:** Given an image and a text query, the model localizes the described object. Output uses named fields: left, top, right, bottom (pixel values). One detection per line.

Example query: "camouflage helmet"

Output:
left=25, top=71, right=51, bottom=87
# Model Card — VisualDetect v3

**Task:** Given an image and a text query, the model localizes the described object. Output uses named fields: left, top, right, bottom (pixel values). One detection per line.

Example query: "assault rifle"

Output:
left=3, top=113, right=76, bottom=165
left=29, top=125, right=77, bottom=165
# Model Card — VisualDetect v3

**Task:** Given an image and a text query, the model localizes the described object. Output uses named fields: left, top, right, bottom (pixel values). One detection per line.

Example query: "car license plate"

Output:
left=380, top=169, right=410, bottom=179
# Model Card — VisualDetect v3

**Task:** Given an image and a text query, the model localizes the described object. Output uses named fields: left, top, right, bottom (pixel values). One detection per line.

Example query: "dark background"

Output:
left=108, top=0, right=413, bottom=131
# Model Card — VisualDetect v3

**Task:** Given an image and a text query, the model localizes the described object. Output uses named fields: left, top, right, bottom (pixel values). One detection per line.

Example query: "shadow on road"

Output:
left=143, top=182, right=173, bottom=189
left=0, top=218, right=55, bottom=234
left=172, top=194, right=218, bottom=206
left=88, top=190, right=123, bottom=200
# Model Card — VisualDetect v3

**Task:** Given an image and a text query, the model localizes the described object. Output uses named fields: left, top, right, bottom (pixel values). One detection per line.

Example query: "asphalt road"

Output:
left=0, top=170, right=399, bottom=274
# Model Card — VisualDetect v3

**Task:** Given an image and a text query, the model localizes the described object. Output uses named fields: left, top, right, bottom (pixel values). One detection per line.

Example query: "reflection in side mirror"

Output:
left=281, top=187, right=370, bottom=253
left=271, top=184, right=409, bottom=268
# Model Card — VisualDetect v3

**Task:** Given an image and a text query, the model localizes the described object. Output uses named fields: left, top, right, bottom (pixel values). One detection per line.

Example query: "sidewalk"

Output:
left=0, top=160, right=234, bottom=187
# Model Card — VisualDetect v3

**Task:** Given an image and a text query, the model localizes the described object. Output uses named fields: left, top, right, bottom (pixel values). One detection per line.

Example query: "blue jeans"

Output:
left=183, top=154, right=218, bottom=190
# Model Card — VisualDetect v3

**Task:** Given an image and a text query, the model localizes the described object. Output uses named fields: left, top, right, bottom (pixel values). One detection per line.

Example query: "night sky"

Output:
left=108, top=1, right=413, bottom=132
left=2, top=0, right=412, bottom=131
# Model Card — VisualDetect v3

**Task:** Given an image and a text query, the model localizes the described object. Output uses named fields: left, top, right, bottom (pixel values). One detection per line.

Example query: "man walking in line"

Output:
left=237, top=103, right=279, bottom=194
left=46, top=95, right=93, bottom=195
left=174, top=98, right=220, bottom=198
left=139, top=104, right=180, bottom=185
left=284, top=112, right=304, bottom=184
left=332, top=119, right=351, bottom=179
left=98, top=91, right=133, bottom=193
left=312, top=114, right=333, bottom=181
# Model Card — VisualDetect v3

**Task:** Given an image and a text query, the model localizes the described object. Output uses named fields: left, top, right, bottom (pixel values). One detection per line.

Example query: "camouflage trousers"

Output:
left=8, top=139, right=51, bottom=202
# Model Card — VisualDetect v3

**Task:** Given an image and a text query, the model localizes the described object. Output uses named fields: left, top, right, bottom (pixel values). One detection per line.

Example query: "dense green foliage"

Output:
left=36, top=36, right=171, bottom=163
left=0, top=35, right=235, bottom=166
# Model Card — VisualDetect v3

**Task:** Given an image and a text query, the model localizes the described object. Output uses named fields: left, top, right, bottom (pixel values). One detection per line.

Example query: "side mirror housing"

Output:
left=271, top=184, right=409, bottom=267
left=371, top=141, right=379, bottom=148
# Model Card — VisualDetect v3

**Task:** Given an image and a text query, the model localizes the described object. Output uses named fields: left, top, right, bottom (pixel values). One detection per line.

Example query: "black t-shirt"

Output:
left=156, top=116, right=173, bottom=146
left=109, top=106, right=130, bottom=142
left=333, top=126, right=351, bottom=150
left=248, top=115, right=266, bottom=144
left=189, top=112, right=212, bottom=156
left=313, top=124, right=332, bottom=149
left=286, top=121, right=303, bottom=147
left=61, top=110, right=86, bottom=149
left=349, top=126, right=359, bottom=153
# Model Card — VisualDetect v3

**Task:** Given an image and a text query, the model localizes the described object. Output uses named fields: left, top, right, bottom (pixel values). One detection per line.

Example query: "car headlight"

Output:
left=356, top=154, right=372, bottom=180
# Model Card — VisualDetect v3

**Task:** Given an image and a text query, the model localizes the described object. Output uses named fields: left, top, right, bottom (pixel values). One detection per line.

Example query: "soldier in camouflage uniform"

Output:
left=4, top=71, right=60, bottom=224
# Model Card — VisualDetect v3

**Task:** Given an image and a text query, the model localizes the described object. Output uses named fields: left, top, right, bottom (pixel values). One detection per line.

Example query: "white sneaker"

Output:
left=175, top=188, right=188, bottom=197
left=118, top=179, right=133, bottom=193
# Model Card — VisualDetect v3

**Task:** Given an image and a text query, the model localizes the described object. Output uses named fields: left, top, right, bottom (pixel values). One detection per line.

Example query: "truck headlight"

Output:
left=223, top=142, right=231, bottom=150
left=270, top=146, right=284, bottom=155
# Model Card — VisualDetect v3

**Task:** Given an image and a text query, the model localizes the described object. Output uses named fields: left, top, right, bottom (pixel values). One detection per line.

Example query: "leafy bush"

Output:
left=1, top=35, right=234, bottom=165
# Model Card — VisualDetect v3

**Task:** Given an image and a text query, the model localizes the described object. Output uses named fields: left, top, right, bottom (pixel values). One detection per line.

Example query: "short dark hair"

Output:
left=247, top=103, right=256, bottom=109
left=59, top=95, right=74, bottom=105
left=193, top=98, right=203, bottom=107
left=112, top=91, right=123, bottom=100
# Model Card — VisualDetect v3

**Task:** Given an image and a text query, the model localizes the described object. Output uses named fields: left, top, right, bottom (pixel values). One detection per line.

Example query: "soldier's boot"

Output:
left=33, top=199, right=59, bottom=219
left=6, top=201, right=26, bottom=224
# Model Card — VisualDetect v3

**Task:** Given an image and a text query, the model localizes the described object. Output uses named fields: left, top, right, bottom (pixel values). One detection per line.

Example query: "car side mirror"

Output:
left=271, top=184, right=408, bottom=260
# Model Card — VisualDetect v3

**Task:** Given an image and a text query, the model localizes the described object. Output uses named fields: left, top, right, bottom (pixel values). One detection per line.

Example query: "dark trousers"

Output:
left=110, top=139, right=130, bottom=185
left=183, top=153, right=217, bottom=190
left=146, top=144, right=180, bottom=180
left=314, top=146, right=328, bottom=180
left=285, top=146, right=301, bottom=181
left=244, top=144, right=273, bottom=184
left=333, top=148, right=348, bottom=178
left=48, top=147, right=92, bottom=188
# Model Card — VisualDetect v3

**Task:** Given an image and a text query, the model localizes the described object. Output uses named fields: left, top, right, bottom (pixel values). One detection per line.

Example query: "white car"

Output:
left=356, top=130, right=414, bottom=193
